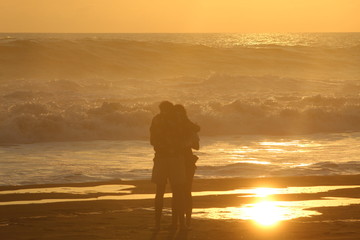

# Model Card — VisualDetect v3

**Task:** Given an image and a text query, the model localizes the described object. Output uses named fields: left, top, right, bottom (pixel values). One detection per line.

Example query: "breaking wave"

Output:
left=0, top=34, right=359, bottom=144
left=1, top=95, right=360, bottom=144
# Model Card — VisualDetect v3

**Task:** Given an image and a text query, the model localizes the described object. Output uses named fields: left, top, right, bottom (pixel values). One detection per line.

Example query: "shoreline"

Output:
left=1, top=175, right=360, bottom=239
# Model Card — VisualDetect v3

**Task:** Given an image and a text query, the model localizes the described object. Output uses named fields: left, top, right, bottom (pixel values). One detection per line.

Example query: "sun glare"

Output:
left=243, top=200, right=285, bottom=226
left=252, top=188, right=280, bottom=197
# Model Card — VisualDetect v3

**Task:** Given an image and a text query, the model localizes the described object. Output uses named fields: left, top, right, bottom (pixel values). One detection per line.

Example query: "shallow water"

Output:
left=1, top=184, right=360, bottom=225
left=192, top=197, right=360, bottom=226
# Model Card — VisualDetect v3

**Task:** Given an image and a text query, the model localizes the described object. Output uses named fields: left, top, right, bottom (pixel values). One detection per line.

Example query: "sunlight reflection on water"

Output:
left=259, top=141, right=321, bottom=148
left=2, top=185, right=360, bottom=227
left=1, top=185, right=360, bottom=226
left=192, top=186, right=360, bottom=226
left=193, top=196, right=360, bottom=226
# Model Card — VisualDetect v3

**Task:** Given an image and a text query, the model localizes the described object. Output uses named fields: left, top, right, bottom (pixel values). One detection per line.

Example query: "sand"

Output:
left=1, top=175, right=360, bottom=240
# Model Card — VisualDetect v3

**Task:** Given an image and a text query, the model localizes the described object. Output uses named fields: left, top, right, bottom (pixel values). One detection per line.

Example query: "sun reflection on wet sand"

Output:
left=193, top=196, right=360, bottom=226
left=192, top=200, right=321, bottom=227
left=1, top=185, right=360, bottom=226
left=193, top=201, right=289, bottom=226
left=193, top=190, right=360, bottom=227
left=242, top=200, right=288, bottom=226
left=251, top=188, right=279, bottom=197
left=191, top=186, right=360, bottom=226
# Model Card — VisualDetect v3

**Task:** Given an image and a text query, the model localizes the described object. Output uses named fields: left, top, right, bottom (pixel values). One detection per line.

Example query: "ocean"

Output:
left=0, top=33, right=360, bottom=186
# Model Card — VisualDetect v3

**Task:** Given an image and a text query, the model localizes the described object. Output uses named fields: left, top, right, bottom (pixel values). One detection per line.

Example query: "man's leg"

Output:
left=155, top=183, right=166, bottom=229
left=185, top=187, right=193, bottom=227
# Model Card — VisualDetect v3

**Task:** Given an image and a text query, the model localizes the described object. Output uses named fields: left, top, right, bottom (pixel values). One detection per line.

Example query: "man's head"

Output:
left=159, top=101, right=174, bottom=115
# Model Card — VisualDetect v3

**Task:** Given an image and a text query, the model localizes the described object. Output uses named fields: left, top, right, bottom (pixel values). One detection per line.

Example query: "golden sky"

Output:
left=0, top=0, right=359, bottom=33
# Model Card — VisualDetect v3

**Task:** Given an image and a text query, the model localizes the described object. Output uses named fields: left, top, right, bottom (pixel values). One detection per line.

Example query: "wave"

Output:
left=1, top=95, right=360, bottom=143
left=0, top=36, right=359, bottom=143
left=0, top=38, right=359, bottom=80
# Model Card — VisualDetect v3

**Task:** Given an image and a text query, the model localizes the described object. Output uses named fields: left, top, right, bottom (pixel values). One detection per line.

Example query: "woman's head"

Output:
left=174, top=104, right=187, bottom=119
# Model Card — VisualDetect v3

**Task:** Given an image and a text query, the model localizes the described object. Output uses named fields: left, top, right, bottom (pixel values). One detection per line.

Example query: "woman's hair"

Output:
left=174, top=104, right=187, bottom=115
left=174, top=104, right=187, bottom=117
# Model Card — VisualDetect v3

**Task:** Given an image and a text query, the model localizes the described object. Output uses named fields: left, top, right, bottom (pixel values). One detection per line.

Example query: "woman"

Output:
left=174, top=104, right=200, bottom=228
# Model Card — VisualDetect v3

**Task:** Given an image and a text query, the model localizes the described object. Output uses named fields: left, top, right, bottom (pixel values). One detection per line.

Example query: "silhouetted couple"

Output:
left=150, top=101, right=200, bottom=231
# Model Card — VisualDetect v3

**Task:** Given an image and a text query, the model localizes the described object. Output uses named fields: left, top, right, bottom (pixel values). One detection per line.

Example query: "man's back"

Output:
left=150, top=113, right=176, bottom=154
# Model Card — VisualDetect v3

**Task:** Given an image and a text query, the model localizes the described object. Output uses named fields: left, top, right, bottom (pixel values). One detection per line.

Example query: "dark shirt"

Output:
left=150, top=113, right=178, bottom=155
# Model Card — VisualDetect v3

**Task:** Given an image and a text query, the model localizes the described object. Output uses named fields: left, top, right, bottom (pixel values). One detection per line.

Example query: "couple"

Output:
left=150, top=101, right=200, bottom=231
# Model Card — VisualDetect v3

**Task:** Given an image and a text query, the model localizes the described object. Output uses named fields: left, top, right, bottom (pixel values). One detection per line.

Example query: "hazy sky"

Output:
left=0, top=0, right=359, bottom=33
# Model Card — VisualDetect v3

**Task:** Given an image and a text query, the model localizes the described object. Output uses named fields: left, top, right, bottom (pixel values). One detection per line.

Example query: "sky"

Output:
left=0, top=0, right=359, bottom=33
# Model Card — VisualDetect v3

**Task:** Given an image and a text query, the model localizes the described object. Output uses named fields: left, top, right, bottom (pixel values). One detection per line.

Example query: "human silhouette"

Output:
left=150, top=101, right=200, bottom=231
left=150, top=101, right=176, bottom=230
left=173, top=104, right=200, bottom=228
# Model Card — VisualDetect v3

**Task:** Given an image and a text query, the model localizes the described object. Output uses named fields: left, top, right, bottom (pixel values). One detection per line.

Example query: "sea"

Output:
left=0, top=33, right=360, bottom=186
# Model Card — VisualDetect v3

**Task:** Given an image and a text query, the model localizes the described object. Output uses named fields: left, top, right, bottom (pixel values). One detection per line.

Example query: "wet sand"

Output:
left=1, top=175, right=360, bottom=240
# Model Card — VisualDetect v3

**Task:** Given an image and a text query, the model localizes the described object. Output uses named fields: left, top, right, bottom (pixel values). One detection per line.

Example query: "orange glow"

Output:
left=244, top=200, right=284, bottom=226
left=0, top=0, right=359, bottom=32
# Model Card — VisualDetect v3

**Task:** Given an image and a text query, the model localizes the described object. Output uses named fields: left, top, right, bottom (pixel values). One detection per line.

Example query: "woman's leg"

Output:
left=185, top=166, right=195, bottom=227
left=171, top=193, right=178, bottom=227
left=171, top=183, right=186, bottom=229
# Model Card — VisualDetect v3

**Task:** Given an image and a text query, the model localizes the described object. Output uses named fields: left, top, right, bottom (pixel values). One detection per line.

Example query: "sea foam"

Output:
left=1, top=94, right=360, bottom=144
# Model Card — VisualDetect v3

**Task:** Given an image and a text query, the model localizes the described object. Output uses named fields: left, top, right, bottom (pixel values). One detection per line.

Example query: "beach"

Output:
left=1, top=32, right=360, bottom=240
left=2, top=175, right=360, bottom=240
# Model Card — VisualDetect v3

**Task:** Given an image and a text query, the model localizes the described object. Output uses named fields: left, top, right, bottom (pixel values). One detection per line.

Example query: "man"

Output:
left=150, top=101, right=176, bottom=230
